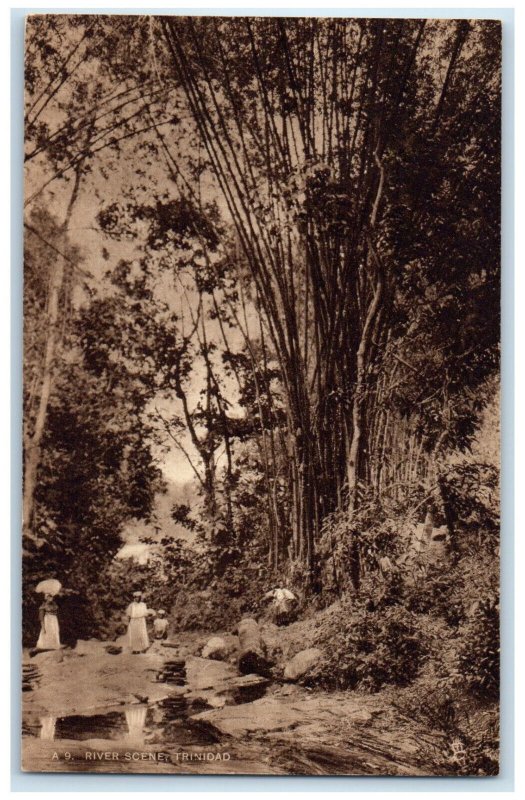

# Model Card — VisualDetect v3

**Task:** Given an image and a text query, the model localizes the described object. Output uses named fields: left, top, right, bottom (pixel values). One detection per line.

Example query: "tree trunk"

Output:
left=23, top=167, right=82, bottom=543
left=347, top=270, right=383, bottom=510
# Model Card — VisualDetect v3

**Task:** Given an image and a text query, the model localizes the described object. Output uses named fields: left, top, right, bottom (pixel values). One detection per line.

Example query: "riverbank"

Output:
left=22, top=622, right=454, bottom=776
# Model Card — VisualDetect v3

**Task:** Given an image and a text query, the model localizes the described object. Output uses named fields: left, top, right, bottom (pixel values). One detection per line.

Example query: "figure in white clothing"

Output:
left=153, top=609, right=169, bottom=640
left=126, top=591, right=153, bottom=653
left=263, top=587, right=298, bottom=626
left=36, top=594, right=61, bottom=651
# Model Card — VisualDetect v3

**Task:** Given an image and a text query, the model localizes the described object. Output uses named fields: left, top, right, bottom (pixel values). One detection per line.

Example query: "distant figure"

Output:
left=36, top=594, right=61, bottom=651
left=263, top=587, right=298, bottom=626
left=153, top=610, right=169, bottom=640
left=126, top=591, right=151, bottom=653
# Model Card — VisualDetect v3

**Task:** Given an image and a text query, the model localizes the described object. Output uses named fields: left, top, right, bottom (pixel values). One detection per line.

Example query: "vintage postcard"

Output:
left=22, top=15, right=500, bottom=775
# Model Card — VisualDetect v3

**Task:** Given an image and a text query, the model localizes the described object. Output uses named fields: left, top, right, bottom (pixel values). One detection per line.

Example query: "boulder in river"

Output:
left=185, top=655, right=238, bottom=691
left=237, top=618, right=273, bottom=677
left=105, top=645, right=122, bottom=655
left=207, top=694, right=228, bottom=709
left=283, top=647, right=323, bottom=681
left=202, top=636, right=229, bottom=661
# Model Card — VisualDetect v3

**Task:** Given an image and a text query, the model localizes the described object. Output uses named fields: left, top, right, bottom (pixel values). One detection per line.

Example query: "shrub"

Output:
left=439, top=461, right=499, bottom=556
left=306, top=597, right=428, bottom=692
left=316, top=498, right=412, bottom=600
left=405, top=563, right=464, bottom=627
left=456, top=707, right=499, bottom=775
left=169, top=561, right=271, bottom=632
left=458, top=596, right=499, bottom=701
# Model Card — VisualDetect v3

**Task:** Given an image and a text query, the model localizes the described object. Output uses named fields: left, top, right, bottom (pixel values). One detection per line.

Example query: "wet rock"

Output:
left=191, top=694, right=387, bottom=748
left=202, top=636, right=229, bottom=661
left=185, top=656, right=238, bottom=691
left=227, top=674, right=270, bottom=690
left=274, top=684, right=299, bottom=696
left=160, top=640, right=181, bottom=650
left=207, top=695, right=227, bottom=709
left=157, top=658, right=186, bottom=685
left=283, top=648, right=323, bottom=681
left=23, top=663, right=41, bottom=692
left=191, top=696, right=304, bottom=737
left=185, top=664, right=269, bottom=710
left=218, top=674, right=270, bottom=705
left=237, top=618, right=272, bottom=676
left=187, top=695, right=214, bottom=713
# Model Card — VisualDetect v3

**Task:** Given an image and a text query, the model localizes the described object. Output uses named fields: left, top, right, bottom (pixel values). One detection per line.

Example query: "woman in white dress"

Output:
left=36, top=594, right=61, bottom=650
left=126, top=591, right=151, bottom=653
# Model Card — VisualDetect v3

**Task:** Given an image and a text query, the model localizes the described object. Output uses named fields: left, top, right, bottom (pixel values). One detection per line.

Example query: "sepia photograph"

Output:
left=22, top=14, right=501, bottom=776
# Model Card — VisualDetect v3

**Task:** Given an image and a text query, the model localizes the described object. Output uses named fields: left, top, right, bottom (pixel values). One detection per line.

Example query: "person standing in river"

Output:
left=126, top=591, right=151, bottom=653
left=36, top=594, right=61, bottom=651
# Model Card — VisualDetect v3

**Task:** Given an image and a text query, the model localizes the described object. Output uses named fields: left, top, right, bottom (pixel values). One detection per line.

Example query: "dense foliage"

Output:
left=23, top=211, right=164, bottom=644
left=23, top=16, right=500, bottom=772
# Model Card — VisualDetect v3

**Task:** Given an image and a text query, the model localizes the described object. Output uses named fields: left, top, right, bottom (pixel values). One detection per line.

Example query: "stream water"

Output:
left=22, top=657, right=266, bottom=755
left=23, top=702, right=220, bottom=747
left=22, top=654, right=437, bottom=775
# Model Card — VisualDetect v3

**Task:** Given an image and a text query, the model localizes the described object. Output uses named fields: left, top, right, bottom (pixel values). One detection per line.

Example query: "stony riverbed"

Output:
left=21, top=628, right=451, bottom=775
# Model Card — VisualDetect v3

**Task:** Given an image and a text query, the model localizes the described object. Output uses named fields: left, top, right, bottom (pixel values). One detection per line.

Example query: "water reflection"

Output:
left=40, top=715, right=56, bottom=741
left=27, top=684, right=247, bottom=749
left=125, top=706, right=147, bottom=745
